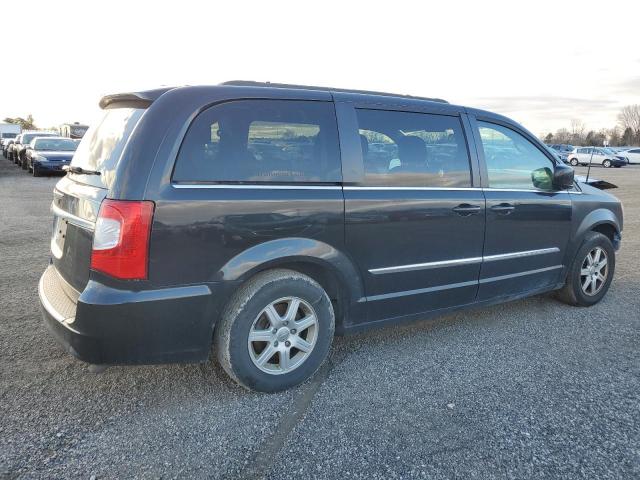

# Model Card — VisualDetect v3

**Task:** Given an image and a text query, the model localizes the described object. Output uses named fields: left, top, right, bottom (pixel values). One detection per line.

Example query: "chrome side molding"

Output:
left=369, top=247, right=560, bottom=275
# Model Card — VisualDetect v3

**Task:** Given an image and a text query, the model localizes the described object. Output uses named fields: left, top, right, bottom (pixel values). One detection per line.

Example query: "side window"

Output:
left=173, top=100, right=341, bottom=183
left=355, top=108, right=471, bottom=187
left=478, top=121, right=555, bottom=191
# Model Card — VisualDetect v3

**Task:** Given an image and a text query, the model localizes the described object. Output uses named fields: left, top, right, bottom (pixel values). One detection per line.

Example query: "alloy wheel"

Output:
left=580, top=247, right=608, bottom=296
left=247, top=296, right=318, bottom=375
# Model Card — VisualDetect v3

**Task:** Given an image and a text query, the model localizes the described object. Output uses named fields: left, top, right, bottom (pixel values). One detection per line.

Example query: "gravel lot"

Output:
left=1, top=158, right=639, bottom=479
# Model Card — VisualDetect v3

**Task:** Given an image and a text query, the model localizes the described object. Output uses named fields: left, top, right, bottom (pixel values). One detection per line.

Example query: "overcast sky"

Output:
left=1, top=0, right=638, bottom=136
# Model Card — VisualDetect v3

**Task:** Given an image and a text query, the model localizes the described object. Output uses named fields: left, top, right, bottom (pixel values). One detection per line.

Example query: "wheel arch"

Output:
left=217, top=238, right=366, bottom=330
left=564, top=208, right=621, bottom=273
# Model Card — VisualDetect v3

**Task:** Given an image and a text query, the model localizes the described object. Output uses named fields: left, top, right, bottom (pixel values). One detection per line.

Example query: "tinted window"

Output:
left=70, top=107, right=146, bottom=189
left=355, top=109, right=471, bottom=187
left=478, top=121, right=554, bottom=190
left=173, top=100, right=340, bottom=183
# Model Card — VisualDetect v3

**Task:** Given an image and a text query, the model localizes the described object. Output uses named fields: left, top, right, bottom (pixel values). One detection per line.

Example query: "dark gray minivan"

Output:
left=39, top=81, right=623, bottom=392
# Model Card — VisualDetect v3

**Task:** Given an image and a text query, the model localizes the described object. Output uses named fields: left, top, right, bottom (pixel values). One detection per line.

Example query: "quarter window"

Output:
left=355, top=109, right=471, bottom=187
left=478, top=121, right=555, bottom=190
left=173, top=100, right=341, bottom=183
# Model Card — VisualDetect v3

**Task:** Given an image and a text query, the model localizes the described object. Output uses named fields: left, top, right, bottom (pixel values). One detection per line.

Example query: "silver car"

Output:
left=619, top=147, right=640, bottom=164
left=567, top=147, right=627, bottom=168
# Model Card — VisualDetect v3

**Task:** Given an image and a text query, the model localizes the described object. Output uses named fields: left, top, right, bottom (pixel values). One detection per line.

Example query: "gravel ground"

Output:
left=0, top=158, right=638, bottom=479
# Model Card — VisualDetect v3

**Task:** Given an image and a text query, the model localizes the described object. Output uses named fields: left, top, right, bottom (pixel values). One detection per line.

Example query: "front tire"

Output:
left=557, top=231, right=615, bottom=307
left=603, top=159, right=612, bottom=168
left=32, top=165, right=42, bottom=177
left=215, top=269, right=335, bottom=392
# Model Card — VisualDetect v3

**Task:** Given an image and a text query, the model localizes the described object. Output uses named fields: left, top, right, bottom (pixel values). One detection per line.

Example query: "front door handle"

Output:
left=452, top=203, right=481, bottom=216
left=491, top=203, right=515, bottom=215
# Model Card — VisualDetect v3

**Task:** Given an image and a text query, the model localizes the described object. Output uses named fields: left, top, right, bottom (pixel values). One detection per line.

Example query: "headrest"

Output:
left=397, top=136, right=427, bottom=168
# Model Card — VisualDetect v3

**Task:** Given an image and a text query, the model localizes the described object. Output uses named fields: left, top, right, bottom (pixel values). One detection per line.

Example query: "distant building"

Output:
left=60, top=122, right=89, bottom=139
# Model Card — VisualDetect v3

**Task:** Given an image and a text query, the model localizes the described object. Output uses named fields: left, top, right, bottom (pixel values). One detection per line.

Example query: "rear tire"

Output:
left=33, top=165, right=41, bottom=177
left=215, top=269, right=335, bottom=392
left=570, top=158, right=578, bottom=166
left=557, top=231, right=615, bottom=307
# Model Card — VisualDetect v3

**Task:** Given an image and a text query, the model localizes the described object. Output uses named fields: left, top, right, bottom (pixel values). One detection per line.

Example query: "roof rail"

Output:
left=221, top=80, right=448, bottom=104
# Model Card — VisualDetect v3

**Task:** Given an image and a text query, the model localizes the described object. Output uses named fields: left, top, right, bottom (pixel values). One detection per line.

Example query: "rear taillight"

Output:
left=91, top=200, right=155, bottom=280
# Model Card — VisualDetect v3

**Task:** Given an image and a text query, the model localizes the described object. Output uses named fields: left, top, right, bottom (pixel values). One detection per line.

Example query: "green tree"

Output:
left=543, top=133, right=554, bottom=143
left=3, top=115, right=37, bottom=130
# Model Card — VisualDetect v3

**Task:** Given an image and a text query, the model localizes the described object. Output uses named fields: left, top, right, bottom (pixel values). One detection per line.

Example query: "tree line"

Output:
left=3, top=115, right=37, bottom=130
left=542, top=105, right=640, bottom=147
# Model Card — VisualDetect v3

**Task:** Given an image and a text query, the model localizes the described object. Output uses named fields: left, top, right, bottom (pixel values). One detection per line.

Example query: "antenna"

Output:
left=585, top=144, right=595, bottom=182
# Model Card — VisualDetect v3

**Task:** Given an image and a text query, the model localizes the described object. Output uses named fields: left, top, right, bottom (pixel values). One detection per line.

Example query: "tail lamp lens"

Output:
left=90, top=199, right=155, bottom=280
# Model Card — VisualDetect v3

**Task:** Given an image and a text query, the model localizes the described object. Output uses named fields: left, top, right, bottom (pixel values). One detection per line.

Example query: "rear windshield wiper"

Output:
left=62, top=165, right=101, bottom=176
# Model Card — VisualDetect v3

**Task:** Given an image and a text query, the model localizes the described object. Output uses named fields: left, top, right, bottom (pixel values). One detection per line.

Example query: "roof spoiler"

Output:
left=99, top=87, right=173, bottom=109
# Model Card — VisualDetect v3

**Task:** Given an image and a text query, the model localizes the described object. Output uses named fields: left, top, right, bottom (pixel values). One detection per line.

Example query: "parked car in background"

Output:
left=6, top=134, right=22, bottom=162
left=567, top=147, right=627, bottom=167
left=13, top=131, right=57, bottom=168
left=618, top=147, right=640, bottom=164
left=38, top=82, right=623, bottom=393
left=25, top=136, right=78, bottom=176
left=1, top=138, right=16, bottom=158
left=547, top=144, right=574, bottom=162
left=59, top=122, right=89, bottom=139
left=0, top=122, right=21, bottom=141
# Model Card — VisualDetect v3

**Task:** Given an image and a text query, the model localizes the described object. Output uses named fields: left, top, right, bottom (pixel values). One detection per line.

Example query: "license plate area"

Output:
left=51, top=216, right=68, bottom=259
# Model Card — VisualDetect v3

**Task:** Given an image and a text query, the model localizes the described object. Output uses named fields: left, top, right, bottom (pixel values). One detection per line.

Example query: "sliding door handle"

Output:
left=491, top=203, right=515, bottom=215
left=452, top=204, right=481, bottom=216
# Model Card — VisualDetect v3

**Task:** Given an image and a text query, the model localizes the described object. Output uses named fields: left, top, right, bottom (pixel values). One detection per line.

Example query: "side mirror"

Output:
left=552, top=163, right=575, bottom=190
left=531, top=167, right=553, bottom=190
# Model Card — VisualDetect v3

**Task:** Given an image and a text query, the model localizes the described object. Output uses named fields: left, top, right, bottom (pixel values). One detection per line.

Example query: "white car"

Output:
left=619, top=147, right=640, bottom=164
left=567, top=147, right=627, bottom=168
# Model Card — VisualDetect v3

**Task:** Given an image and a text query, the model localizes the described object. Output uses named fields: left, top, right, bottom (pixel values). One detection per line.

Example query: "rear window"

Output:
left=172, top=100, right=341, bottom=183
left=69, top=108, right=145, bottom=189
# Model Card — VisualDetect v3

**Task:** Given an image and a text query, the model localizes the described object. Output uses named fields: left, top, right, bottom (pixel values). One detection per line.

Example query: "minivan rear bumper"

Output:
left=39, top=265, right=219, bottom=365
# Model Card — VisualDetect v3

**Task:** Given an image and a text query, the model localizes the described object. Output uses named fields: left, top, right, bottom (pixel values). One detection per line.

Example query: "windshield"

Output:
left=601, top=147, right=616, bottom=154
left=70, top=107, right=146, bottom=189
left=34, top=138, right=78, bottom=151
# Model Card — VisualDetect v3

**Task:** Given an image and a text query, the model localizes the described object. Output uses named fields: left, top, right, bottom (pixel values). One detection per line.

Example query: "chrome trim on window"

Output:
left=51, top=202, right=95, bottom=231
left=171, top=184, right=342, bottom=190
left=482, top=247, right=560, bottom=262
left=370, top=257, right=482, bottom=275
left=482, top=188, right=569, bottom=193
left=369, top=247, right=560, bottom=274
left=344, top=186, right=481, bottom=191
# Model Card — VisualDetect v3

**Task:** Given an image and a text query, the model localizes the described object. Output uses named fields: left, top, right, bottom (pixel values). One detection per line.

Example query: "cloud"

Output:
left=613, top=77, right=640, bottom=96
left=465, top=96, right=623, bottom=134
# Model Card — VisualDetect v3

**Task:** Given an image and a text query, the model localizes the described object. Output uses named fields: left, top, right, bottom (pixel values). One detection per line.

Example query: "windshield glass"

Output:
left=70, top=107, right=146, bottom=189
left=34, top=138, right=78, bottom=151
